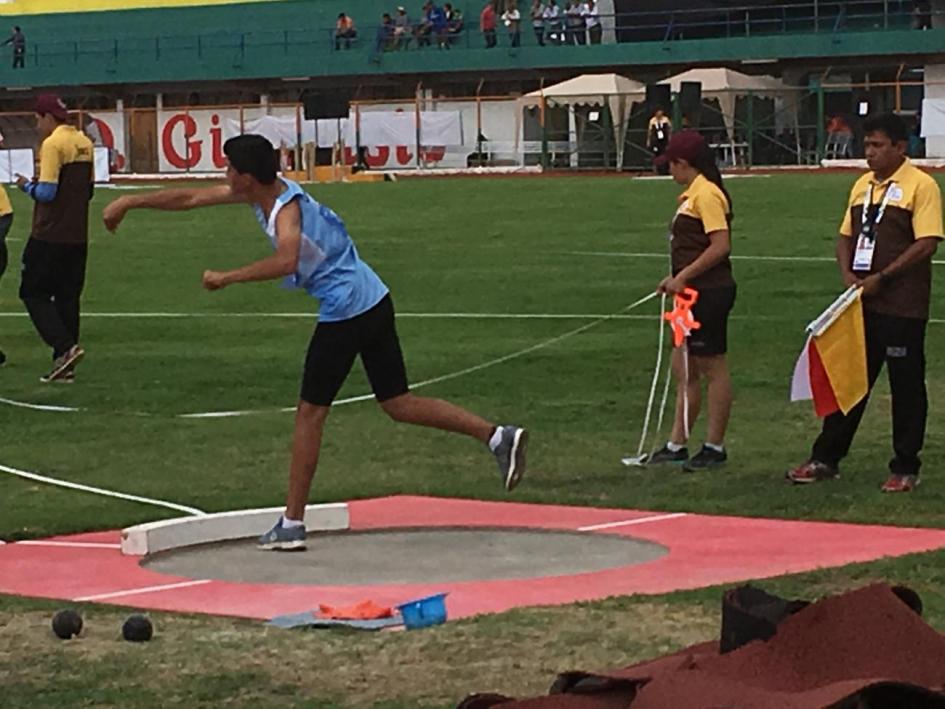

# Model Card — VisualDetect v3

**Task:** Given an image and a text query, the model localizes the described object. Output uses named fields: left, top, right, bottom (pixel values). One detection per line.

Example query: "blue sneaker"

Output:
left=493, top=425, right=528, bottom=492
left=256, top=517, right=307, bottom=551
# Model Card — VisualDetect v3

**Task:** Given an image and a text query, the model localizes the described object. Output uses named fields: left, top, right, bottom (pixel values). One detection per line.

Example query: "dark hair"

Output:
left=690, top=144, right=733, bottom=224
left=863, top=112, right=908, bottom=144
left=223, top=134, right=279, bottom=185
left=14, top=26, right=20, bottom=32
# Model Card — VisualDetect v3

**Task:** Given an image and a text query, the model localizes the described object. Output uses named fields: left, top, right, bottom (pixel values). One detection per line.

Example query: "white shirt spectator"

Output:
left=583, top=2, right=600, bottom=27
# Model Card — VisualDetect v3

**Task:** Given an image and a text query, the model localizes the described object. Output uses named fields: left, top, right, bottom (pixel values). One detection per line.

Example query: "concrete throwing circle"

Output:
left=142, top=526, right=668, bottom=585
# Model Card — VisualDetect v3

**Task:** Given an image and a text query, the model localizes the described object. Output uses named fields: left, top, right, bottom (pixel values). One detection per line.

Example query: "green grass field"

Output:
left=3, top=173, right=945, bottom=707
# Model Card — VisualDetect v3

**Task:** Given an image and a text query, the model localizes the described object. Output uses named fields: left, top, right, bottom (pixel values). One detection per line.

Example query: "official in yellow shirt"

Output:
left=0, top=180, right=12, bottom=367
left=15, top=93, right=93, bottom=383
left=647, top=131, right=736, bottom=472
left=788, top=113, right=943, bottom=492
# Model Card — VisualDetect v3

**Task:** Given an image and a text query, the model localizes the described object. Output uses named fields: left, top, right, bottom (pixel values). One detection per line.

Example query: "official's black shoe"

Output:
left=648, top=444, right=689, bottom=465
left=683, top=444, right=727, bottom=472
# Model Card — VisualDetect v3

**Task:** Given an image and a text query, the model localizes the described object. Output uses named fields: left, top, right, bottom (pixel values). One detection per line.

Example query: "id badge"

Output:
left=852, top=231, right=876, bottom=271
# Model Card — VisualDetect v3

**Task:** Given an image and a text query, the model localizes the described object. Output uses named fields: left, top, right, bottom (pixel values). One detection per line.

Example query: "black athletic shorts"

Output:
left=300, top=294, right=409, bottom=406
left=687, top=285, right=736, bottom=357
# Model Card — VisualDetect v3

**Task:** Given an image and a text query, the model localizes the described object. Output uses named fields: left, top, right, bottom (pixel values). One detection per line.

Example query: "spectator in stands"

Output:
left=416, top=1, right=447, bottom=47
left=564, top=0, right=585, bottom=44
left=647, top=108, right=673, bottom=174
left=913, top=0, right=932, bottom=30
left=429, top=2, right=450, bottom=47
left=374, top=13, right=395, bottom=55
left=416, top=2, right=434, bottom=46
left=393, top=6, right=413, bottom=48
left=481, top=1, right=498, bottom=47
left=530, top=0, right=546, bottom=45
left=445, top=3, right=465, bottom=43
left=502, top=0, right=521, bottom=46
left=2, top=26, right=25, bottom=69
left=584, top=0, right=601, bottom=43
left=335, top=13, right=358, bottom=50
left=543, top=0, right=563, bottom=43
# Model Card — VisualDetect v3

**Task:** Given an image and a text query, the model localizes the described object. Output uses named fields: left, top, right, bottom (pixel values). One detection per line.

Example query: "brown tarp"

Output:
left=459, top=584, right=945, bottom=709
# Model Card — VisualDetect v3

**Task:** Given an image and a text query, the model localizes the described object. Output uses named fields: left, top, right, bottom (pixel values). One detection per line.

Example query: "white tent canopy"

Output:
left=660, top=68, right=791, bottom=141
left=522, top=73, right=647, bottom=104
left=519, top=73, right=646, bottom=169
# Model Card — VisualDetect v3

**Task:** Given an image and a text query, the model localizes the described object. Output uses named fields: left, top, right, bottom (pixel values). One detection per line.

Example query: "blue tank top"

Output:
left=253, top=179, right=389, bottom=322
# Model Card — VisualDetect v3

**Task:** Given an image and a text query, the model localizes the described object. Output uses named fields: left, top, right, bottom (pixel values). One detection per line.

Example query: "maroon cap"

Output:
left=36, top=93, right=69, bottom=121
left=654, top=130, right=706, bottom=166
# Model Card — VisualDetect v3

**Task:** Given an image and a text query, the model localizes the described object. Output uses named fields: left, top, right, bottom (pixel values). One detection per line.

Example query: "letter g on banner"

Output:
left=162, top=113, right=203, bottom=170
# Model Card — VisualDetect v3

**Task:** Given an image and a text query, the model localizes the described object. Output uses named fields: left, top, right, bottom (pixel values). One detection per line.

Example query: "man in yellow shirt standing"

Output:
left=15, top=94, right=94, bottom=383
left=0, top=176, right=12, bottom=368
left=788, top=113, right=943, bottom=492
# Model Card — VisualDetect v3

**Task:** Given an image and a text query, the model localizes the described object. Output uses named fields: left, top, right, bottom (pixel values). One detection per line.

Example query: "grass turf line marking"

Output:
left=180, top=292, right=660, bottom=419
left=0, top=396, right=82, bottom=412
left=16, top=540, right=121, bottom=549
left=74, top=579, right=212, bottom=602
left=0, top=463, right=207, bottom=516
left=577, top=512, right=688, bottom=532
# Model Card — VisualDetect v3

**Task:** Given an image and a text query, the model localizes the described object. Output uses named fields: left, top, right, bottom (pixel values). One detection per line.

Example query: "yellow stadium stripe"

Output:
left=0, top=0, right=277, bottom=15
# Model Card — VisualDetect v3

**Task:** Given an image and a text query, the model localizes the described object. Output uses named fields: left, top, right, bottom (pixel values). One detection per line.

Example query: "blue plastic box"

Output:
left=396, top=593, right=448, bottom=630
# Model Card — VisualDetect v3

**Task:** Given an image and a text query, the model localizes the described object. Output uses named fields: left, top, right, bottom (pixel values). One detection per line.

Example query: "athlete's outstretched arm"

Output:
left=202, top=200, right=302, bottom=291
left=102, top=185, right=242, bottom=232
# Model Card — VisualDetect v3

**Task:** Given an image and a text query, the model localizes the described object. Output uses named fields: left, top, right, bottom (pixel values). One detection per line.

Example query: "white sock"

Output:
left=667, top=441, right=686, bottom=452
left=705, top=442, right=725, bottom=453
left=281, top=516, right=304, bottom=528
left=488, top=427, right=504, bottom=452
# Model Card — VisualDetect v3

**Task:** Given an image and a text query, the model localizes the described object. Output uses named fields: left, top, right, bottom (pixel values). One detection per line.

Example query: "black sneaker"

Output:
left=683, top=444, right=727, bottom=472
left=648, top=444, right=689, bottom=465
left=0, top=349, right=6, bottom=367
left=40, top=345, right=84, bottom=383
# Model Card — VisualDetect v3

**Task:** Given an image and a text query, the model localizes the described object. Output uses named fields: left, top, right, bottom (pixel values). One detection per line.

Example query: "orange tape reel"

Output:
left=663, top=287, right=701, bottom=347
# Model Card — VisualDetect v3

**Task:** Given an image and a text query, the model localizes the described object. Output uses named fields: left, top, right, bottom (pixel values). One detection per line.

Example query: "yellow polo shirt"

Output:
left=0, top=184, right=11, bottom=217
left=839, top=158, right=943, bottom=319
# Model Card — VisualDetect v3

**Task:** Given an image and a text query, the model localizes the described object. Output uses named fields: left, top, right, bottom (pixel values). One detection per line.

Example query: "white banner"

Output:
left=921, top=98, right=945, bottom=138
left=94, top=147, right=110, bottom=183
left=88, top=111, right=128, bottom=173
left=159, top=109, right=230, bottom=172
left=0, top=147, right=109, bottom=182
left=159, top=101, right=518, bottom=172
left=0, top=149, right=35, bottom=183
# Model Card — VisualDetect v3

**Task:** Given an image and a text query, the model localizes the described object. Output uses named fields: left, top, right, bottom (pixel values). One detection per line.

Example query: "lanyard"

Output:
left=860, top=182, right=894, bottom=240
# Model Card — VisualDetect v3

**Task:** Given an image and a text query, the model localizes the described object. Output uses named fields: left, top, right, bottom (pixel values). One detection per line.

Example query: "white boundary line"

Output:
left=0, top=396, right=82, bottom=413
left=74, top=579, right=212, bottom=602
left=577, top=512, right=688, bottom=532
left=0, top=463, right=207, bottom=516
left=16, top=540, right=121, bottom=549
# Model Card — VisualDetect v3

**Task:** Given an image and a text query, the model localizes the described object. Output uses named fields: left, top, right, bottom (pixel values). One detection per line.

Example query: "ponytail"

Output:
left=690, top=145, right=733, bottom=224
